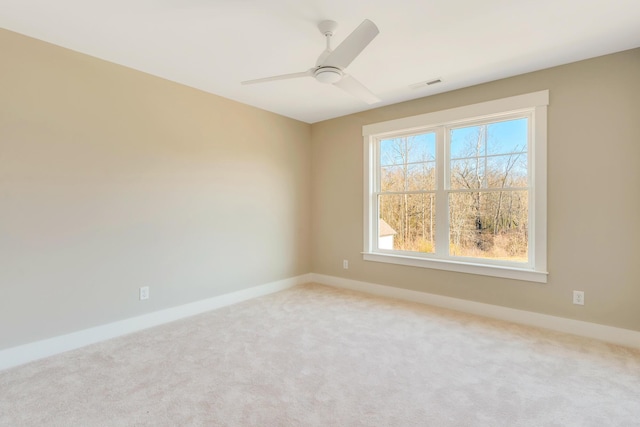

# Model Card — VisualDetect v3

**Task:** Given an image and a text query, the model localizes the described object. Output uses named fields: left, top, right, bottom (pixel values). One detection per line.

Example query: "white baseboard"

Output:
left=0, top=274, right=311, bottom=372
left=4, top=272, right=637, bottom=372
left=311, top=273, right=640, bottom=350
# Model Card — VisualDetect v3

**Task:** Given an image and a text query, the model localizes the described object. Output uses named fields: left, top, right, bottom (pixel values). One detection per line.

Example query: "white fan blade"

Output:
left=333, top=74, right=381, bottom=104
left=242, top=69, right=313, bottom=85
left=322, top=19, right=379, bottom=69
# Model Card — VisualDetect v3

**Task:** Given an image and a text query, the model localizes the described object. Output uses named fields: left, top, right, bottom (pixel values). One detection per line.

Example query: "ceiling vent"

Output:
left=410, top=78, right=443, bottom=89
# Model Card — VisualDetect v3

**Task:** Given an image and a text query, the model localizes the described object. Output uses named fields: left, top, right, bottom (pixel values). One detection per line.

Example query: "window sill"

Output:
left=362, top=252, right=548, bottom=283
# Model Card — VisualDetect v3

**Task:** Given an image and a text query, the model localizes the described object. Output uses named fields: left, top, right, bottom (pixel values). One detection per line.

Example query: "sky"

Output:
left=380, top=117, right=529, bottom=186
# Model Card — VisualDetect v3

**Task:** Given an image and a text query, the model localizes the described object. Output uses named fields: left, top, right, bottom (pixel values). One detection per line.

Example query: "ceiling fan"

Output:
left=242, top=19, right=381, bottom=104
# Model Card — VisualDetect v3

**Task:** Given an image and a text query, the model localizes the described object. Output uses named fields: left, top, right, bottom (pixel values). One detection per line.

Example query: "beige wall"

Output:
left=0, top=29, right=311, bottom=350
left=311, top=48, right=640, bottom=332
left=2, top=28, right=638, bottom=352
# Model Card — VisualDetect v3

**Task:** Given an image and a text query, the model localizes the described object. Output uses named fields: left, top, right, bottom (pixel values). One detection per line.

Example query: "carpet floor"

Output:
left=1, top=283, right=639, bottom=426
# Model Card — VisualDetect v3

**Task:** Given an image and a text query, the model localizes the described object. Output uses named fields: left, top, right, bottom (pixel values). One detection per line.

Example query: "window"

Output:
left=363, top=91, right=548, bottom=282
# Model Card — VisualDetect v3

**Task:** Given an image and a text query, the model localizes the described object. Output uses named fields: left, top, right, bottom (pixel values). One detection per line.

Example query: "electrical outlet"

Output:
left=343, top=260, right=349, bottom=269
left=572, top=290, right=584, bottom=305
left=139, top=286, right=150, bottom=301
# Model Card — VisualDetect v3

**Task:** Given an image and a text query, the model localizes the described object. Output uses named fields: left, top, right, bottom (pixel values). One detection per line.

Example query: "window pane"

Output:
left=487, top=118, right=528, bottom=155
left=486, top=154, right=528, bottom=188
left=408, top=163, right=436, bottom=191
left=449, top=191, right=528, bottom=262
left=380, top=133, right=436, bottom=166
left=450, top=158, right=486, bottom=190
left=450, top=126, right=485, bottom=160
left=381, top=165, right=404, bottom=192
left=379, top=193, right=436, bottom=253
left=381, top=162, right=436, bottom=192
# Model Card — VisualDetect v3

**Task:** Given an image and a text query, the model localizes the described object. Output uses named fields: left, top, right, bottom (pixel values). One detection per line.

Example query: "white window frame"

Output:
left=363, top=91, right=548, bottom=283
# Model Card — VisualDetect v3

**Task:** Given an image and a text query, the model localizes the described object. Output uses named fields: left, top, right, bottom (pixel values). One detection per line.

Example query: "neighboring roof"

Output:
left=379, top=219, right=397, bottom=237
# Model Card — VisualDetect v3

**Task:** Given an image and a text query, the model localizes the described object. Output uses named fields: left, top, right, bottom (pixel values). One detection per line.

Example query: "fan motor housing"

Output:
left=314, top=67, right=343, bottom=84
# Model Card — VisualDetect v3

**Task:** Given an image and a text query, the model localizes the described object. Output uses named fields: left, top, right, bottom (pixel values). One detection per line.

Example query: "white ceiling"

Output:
left=2, top=0, right=639, bottom=123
